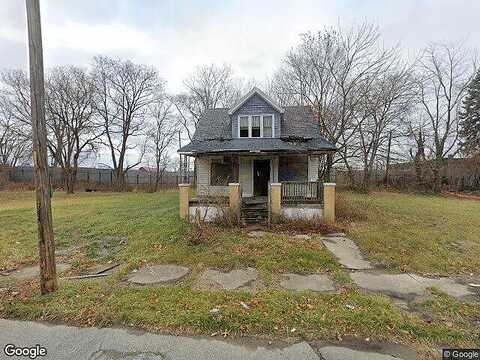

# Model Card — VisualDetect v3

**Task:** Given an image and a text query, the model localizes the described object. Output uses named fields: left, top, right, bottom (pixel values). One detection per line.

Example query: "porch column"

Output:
left=270, top=183, right=282, bottom=219
left=178, top=183, right=190, bottom=219
left=228, top=183, right=241, bottom=220
left=323, top=183, right=336, bottom=223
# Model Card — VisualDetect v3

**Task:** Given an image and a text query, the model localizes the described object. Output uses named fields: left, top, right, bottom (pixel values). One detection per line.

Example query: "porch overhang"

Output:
left=178, top=148, right=337, bottom=157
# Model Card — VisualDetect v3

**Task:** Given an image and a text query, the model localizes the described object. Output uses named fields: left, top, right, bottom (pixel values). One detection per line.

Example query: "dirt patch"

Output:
left=443, top=191, right=480, bottom=201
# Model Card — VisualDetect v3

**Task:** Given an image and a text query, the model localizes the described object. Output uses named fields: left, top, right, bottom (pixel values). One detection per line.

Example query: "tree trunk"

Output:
left=383, top=131, right=392, bottom=186
left=154, top=166, right=160, bottom=192
left=432, top=157, right=443, bottom=193
left=325, top=153, right=333, bottom=182
left=113, top=168, right=126, bottom=191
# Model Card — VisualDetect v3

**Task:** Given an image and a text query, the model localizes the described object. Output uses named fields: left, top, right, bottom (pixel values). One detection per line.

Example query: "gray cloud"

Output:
left=1, top=0, right=479, bottom=92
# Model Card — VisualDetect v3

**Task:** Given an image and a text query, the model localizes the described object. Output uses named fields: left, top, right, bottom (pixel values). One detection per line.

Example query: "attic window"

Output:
left=237, top=114, right=274, bottom=138
left=263, top=115, right=272, bottom=137
left=239, top=116, right=249, bottom=138
left=252, top=116, right=261, bottom=137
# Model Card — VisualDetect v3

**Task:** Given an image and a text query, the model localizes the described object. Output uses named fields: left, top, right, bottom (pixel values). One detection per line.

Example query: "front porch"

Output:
left=195, top=153, right=332, bottom=199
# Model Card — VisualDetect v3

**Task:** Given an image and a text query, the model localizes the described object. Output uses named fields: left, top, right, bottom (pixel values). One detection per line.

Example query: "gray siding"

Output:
left=308, top=156, right=319, bottom=181
left=231, top=93, right=281, bottom=138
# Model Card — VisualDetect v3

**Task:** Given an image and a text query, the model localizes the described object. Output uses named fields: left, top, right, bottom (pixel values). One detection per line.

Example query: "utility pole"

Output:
left=26, top=0, right=57, bottom=294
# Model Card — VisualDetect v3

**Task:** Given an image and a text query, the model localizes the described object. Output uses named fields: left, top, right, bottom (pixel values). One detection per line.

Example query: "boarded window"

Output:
left=263, top=115, right=273, bottom=137
left=252, top=116, right=261, bottom=137
left=239, top=116, right=249, bottom=137
left=278, top=156, right=308, bottom=181
left=211, top=158, right=234, bottom=185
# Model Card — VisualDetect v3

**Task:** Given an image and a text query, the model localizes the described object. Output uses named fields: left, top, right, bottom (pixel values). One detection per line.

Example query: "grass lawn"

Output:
left=0, top=190, right=479, bottom=356
left=339, top=191, right=480, bottom=275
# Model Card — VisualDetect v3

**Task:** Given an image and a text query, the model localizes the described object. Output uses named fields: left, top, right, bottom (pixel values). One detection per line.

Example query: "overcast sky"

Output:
left=1, top=0, right=480, bottom=93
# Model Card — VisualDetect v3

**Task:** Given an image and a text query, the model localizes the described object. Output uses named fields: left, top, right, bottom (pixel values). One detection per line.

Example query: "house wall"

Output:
left=196, top=154, right=320, bottom=198
left=196, top=157, right=229, bottom=196
left=281, top=205, right=323, bottom=220
left=231, top=93, right=281, bottom=138
left=308, top=156, right=319, bottom=181
left=189, top=205, right=226, bottom=222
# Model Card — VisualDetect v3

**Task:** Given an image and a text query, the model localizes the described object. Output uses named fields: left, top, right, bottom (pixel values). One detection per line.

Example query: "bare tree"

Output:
left=415, top=42, right=476, bottom=191
left=0, top=98, right=31, bottom=166
left=45, top=66, right=100, bottom=193
left=91, top=56, right=163, bottom=190
left=145, top=98, right=177, bottom=191
left=355, top=65, right=415, bottom=190
left=271, top=22, right=397, bottom=184
left=174, top=64, right=247, bottom=141
left=0, top=69, right=32, bottom=128
left=0, top=69, right=33, bottom=166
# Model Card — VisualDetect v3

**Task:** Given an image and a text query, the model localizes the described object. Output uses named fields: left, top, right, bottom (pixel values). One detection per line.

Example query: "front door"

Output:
left=253, top=160, right=270, bottom=196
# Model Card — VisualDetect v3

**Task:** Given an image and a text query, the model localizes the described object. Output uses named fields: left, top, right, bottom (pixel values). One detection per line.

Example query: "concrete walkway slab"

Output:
left=7, top=263, right=70, bottom=281
left=196, top=268, right=258, bottom=290
left=128, top=265, right=190, bottom=285
left=319, top=346, right=405, bottom=360
left=322, top=237, right=373, bottom=270
left=350, top=272, right=476, bottom=300
left=247, top=231, right=269, bottom=238
left=280, top=273, right=335, bottom=292
left=293, top=234, right=312, bottom=240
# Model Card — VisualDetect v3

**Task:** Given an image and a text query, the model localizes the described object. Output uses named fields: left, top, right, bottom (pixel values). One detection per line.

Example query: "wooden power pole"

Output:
left=26, top=0, right=57, bottom=294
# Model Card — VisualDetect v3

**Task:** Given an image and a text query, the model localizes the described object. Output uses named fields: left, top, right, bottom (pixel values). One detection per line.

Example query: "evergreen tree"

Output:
left=459, top=68, right=480, bottom=155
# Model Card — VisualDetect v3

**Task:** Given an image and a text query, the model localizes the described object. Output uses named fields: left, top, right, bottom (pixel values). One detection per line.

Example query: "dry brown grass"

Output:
left=336, top=191, right=369, bottom=222
left=185, top=224, right=221, bottom=246
left=271, top=215, right=344, bottom=234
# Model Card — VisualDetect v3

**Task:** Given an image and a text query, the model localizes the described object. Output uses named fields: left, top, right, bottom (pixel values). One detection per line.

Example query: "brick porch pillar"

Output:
left=323, top=183, right=336, bottom=223
left=178, top=183, right=190, bottom=220
left=228, top=183, right=241, bottom=220
left=270, top=183, right=282, bottom=219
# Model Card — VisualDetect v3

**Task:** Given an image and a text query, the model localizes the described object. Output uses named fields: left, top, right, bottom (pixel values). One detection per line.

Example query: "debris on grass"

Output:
left=240, top=301, right=250, bottom=310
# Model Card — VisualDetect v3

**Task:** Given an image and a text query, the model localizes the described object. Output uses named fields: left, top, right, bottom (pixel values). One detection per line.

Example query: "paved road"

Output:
left=0, top=319, right=414, bottom=360
left=0, top=319, right=318, bottom=360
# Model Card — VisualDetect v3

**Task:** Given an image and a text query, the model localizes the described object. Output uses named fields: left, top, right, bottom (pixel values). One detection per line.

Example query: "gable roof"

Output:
left=179, top=105, right=336, bottom=154
left=192, top=108, right=231, bottom=141
left=228, top=87, right=284, bottom=115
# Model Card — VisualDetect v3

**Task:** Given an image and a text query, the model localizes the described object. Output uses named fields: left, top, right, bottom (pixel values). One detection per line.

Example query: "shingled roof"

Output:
left=178, top=105, right=336, bottom=154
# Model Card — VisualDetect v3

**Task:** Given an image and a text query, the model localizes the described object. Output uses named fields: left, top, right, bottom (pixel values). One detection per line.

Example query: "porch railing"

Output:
left=281, top=181, right=323, bottom=204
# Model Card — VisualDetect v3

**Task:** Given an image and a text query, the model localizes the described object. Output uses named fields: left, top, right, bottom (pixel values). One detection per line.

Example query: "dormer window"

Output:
left=239, top=116, right=249, bottom=137
left=252, top=116, right=261, bottom=137
left=263, top=115, right=273, bottom=137
left=238, top=114, right=274, bottom=138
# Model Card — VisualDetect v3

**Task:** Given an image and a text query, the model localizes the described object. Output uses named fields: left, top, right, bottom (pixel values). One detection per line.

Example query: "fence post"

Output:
left=178, top=183, right=190, bottom=220
left=270, top=183, right=282, bottom=220
left=323, top=183, right=336, bottom=223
